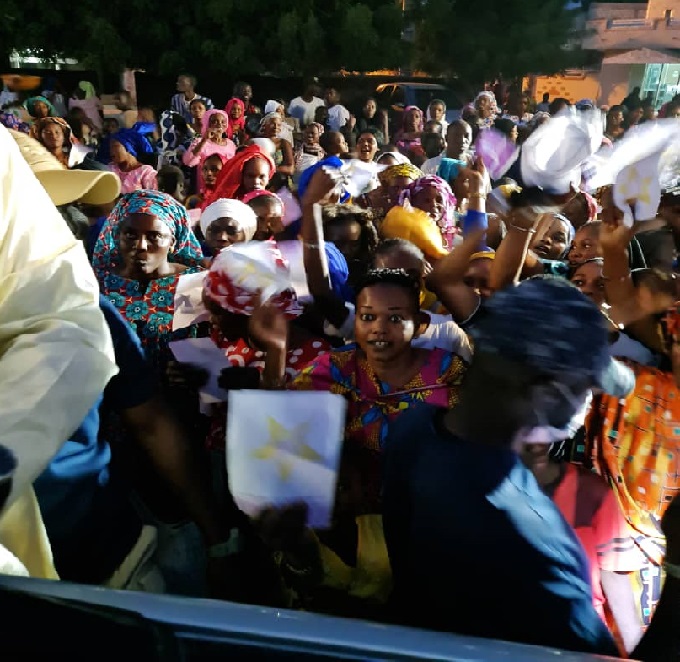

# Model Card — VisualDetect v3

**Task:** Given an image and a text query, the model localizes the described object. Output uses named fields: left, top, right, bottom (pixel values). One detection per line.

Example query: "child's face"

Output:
left=430, top=103, right=445, bottom=121
left=191, top=102, right=206, bottom=120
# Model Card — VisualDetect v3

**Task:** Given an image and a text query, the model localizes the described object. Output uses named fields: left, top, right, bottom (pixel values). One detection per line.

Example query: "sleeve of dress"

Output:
left=288, top=352, right=337, bottom=392
left=140, top=166, right=158, bottom=190
left=0, top=127, right=117, bottom=510
left=594, top=487, right=647, bottom=573
left=182, top=140, right=203, bottom=167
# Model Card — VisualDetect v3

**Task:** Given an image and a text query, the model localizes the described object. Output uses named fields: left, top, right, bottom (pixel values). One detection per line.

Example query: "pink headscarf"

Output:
left=400, top=175, right=457, bottom=234
left=202, top=109, right=229, bottom=135
left=402, top=105, right=424, bottom=132
left=224, top=98, right=246, bottom=138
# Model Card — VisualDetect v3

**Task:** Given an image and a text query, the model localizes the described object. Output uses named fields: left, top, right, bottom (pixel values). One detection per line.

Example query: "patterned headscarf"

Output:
left=224, top=98, right=246, bottom=138
left=0, top=112, right=29, bottom=134
left=32, top=117, right=74, bottom=165
left=242, top=189, right=285, bottom=216
left=402, top=105, right=424, bottom=132
left=204, top=144, right=276, bottom=207
left=378, top=163, right=423, bottom=187
left=203, top=240, right=302, bottom=318
left=259, top=111, right=280, bottom=134
left=93, top=190, right=204, bottom=281
left=400, top=175, right=457, bottom=233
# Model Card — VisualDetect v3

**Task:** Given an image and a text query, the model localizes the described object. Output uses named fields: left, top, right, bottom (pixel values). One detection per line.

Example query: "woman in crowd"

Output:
left=245, top=190, right=286, bottom=241
left=25, top=95, right=57, bottom=127
left=33, top=117, right=90, bottom=168
left=185, top=153, right=229, bottom=211
left=199, top=198, right=258, bottom=257
left=189, top=99, right=207, bottom=136
left=401, top=175, right=458, bottom=250
left=109, top=129, right=158, bottom=193
left=473, top=91, right=498, bottom=131
left=354, top=97, right=387, bottom=147
left=277, top=268, right=467, bottom=617
left=360, top=163, right=423, bottom=222
left=295, top=123, right=325, bottom=173
left=604, top=106, right=626, bottom=142
left=183, top=109, right=237, bottom=193
left=530, top=213, right=574, bottom=262
left=224, top=97, right=247, bottom=145
left=92, top=190, right=204, bottom=373
left=356, top=130, right=379, bottom=164
left=394, top=106, right=423, bottom=158
left=259, top=112, right=295, bottom=176
left=205, top=144, right=276, bottom=206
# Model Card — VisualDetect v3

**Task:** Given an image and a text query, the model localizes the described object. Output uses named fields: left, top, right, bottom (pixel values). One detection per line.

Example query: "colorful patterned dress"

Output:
left=573, top=360, right=680, bottom=625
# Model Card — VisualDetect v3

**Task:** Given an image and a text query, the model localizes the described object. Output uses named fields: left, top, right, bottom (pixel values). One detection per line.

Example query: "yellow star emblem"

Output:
left=252, top=417, right=323, bottom=481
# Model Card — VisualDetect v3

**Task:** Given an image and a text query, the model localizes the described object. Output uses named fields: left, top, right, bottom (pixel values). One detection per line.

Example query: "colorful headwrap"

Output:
left=111, top=127, right=154, bottom=158
left=93, top=190, right=204, bottom=281
left=378, top=163, right=423, bottom=187
left=308, top=121, right=325, bottom=136
left=24, top=96, right=56, bottom=118
left=200, top=198, right=258, bottom=240
left=259, top=111, right=280, bottom=133
left=224, top=98, right=246, bottom=137
left=297, top=155, right=350, bottom=203
left=31, top=117, right=74, bottom=162
left=400, top=175, right=457, bottom=233
left=202, top=109, right=229, bottom=136
left=205, top=144, right=276, bottom=206
left=402, top=105, right=424, bottom=132
left=203, top=240, right=302, bottom=318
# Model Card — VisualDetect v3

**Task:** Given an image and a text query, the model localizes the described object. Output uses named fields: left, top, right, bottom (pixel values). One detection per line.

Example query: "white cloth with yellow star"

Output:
left=226, top=390, right=346, bottom=528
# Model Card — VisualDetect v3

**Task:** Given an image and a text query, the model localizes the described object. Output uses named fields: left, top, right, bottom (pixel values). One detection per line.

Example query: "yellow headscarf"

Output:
left=381, top=205, right=448, bottom=260
left=378, top=163, right=423, bottom=187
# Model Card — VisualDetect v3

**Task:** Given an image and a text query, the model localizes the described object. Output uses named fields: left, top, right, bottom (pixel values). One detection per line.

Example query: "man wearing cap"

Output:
left=382, top=278, right=641, bottom=655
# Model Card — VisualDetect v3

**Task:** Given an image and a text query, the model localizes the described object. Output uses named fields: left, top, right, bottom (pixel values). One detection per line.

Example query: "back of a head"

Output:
left=548, top=98, right=570, bottom=116
left=542, top=93, right=550, bottom=102
left=157, top=165, right=185, bottom=194
left=374, top=237, right=425, bottom=265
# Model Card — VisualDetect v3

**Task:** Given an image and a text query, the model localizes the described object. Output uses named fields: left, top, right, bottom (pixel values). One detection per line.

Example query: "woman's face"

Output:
left=405, top=109, right=422, bottom=131
left=110, top=140, right=130, bottom=165
left=119, top=213, right=174, bottom=279
left=570, top=261, right=606, bottom=308
left=242, top=157, right=271, bottom=193
left=364, top=99, right=377, bottom=119
left=33, top=101, right=49, bottom=118
left=252, top=200, right=284, bottom=240
left=519, top=443, right=552, bottom=474
left=229, top=103, right=243, bottom=120
left=355, top=284, right=418, bottom=365
left=413, top=185, right=445, bottom=224
left=568, top=226, right=601, bottom=267
left=476, top=96, right=492, bottom=118
left=531, top=216, right=570, bottom=260
left=430, top=103, right=445, bottom=122
left=462, top=258, right=492, bottom=298
left=263, top=116, right=281, bottom=138
left=357, top=133, right=378, bottom=162
left=202, top=156, right=224, bottom=189
left=608, top=110, right=624, bottom=129
left=387, top=176, right=415, bottom=206
left=40, top=123, right=64, bottom=152
left=190, top=102, right=206, bottom=120
left=325, top=219, right=362, bottom=261
left=209, top=113, right=227, bottom=134
left=304, top=125, right=320, bottom=146
left=206, top=217, right=246, bottom=254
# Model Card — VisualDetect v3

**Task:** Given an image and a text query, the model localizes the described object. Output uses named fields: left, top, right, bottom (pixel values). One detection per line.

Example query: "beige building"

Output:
left=529, top=0, right=680, bottom=107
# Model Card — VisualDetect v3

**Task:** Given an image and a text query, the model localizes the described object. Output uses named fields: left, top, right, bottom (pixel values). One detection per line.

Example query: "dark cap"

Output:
left=470, top=278, right=634, bottom=397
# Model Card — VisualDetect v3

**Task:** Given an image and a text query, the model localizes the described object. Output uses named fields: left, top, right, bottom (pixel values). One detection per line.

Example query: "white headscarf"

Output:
left=264, top=100, right=282, bottom=115
left=200, top=198, right=258, bottom=241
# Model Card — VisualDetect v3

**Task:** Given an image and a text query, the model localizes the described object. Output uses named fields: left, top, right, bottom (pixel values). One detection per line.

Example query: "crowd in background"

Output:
left=1, top=71, right=680, bottom=660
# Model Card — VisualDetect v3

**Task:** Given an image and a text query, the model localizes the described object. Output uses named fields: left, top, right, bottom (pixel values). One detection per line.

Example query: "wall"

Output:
left=529, top=66, right=632, bottom=106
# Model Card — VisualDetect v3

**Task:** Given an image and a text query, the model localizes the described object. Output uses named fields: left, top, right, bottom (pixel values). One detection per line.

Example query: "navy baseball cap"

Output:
left=470, top=278, right=635, bottom=398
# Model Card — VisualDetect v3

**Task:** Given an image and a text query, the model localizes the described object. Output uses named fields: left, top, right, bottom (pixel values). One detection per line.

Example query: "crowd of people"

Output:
left=1, top=73, right=680, bottom=659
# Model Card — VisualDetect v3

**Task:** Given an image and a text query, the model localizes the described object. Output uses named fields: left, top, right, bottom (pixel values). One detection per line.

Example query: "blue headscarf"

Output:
left=325, top=241, right=354, bottom=303
left=297, top=156, right=350, bottom=203
left=92, top=190, right=203, bottom=282
left=111, top=126, right=154, bottom=158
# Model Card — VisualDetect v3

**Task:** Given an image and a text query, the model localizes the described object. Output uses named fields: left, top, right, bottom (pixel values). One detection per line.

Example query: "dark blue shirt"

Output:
left=382, top=404, right=618, bottom=656
left=34, top=296, right=157, bottom=583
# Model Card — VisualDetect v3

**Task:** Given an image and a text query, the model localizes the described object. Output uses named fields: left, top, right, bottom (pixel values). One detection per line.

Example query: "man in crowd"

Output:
left=171, top=74, right=214, bottom=124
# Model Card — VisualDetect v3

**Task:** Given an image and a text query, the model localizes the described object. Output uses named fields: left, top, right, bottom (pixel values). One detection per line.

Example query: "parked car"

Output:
left=375, top=82, right=463, bottom=137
